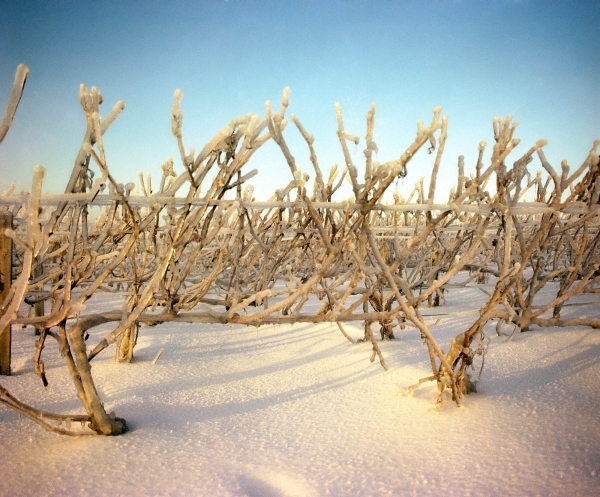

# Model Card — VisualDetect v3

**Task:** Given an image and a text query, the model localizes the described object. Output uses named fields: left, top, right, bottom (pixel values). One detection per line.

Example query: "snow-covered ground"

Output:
left=1, top=282, right=600, bottom=496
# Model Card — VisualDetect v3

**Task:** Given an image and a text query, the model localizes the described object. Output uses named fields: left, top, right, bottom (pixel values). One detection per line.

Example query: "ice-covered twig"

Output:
left=0, top=64, right=28, bottom=144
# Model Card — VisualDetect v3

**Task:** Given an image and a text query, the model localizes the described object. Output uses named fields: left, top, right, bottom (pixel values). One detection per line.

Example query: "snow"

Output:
left=1, top=283, right=600, bottom=496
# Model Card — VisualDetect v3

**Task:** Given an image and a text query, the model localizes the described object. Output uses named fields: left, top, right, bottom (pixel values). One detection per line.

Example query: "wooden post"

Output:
left=0, top=211, right=13, bottom=375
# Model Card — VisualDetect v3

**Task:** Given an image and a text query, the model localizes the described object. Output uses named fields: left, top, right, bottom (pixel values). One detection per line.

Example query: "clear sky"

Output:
left=1, top=0, right=598, bottom=202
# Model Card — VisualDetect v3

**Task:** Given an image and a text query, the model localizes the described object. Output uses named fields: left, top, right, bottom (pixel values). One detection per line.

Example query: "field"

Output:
left=1, top=280, right=599, bottom=496
left=2, top=62, right=600, bottom=496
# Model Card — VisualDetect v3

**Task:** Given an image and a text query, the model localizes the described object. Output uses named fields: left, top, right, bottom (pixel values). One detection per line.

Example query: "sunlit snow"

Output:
left=1, top=281, right=599, bottom=496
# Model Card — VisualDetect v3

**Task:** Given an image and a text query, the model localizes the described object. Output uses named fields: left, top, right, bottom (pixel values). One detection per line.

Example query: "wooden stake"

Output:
left=0, top=211, right=13, bottom=375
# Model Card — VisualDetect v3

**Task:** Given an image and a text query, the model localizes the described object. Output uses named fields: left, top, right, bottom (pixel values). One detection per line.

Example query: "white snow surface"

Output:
left=1, top=282, right=600, bottom=496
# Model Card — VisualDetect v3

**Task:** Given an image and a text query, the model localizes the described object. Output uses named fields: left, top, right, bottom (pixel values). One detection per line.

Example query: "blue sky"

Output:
left=1, top=0, right=598, bottom=201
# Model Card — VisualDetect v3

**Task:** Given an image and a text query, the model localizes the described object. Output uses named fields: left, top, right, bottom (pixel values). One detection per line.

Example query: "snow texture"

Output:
left=1, top=283, right=600, bottom=496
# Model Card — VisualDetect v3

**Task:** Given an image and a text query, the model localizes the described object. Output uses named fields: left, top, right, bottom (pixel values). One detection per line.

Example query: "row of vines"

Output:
left=1, top=64, right=599, bottom=436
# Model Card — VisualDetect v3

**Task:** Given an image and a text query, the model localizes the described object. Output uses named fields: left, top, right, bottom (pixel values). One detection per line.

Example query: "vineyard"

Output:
left=1, top=64, right=599, bottom=436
